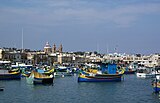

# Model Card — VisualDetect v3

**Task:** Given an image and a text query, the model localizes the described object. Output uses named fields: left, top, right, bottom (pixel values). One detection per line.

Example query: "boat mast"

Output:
left=97, top=43, right=99, bottom=54
left=22, top=28, right=24, bottom=52
left=115, top=45, right=118, bottom=53
left=155, top=66, right=158, bottom=93
left=106, top=44, right=109, bottom=54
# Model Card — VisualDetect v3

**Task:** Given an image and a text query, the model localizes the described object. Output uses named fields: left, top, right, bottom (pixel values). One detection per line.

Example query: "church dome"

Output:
left=44, top=42, right=51, bottom=48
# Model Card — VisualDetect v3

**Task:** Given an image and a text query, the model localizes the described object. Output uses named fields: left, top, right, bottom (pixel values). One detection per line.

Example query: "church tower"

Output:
left=59, top=44, right=63, bottom=53
left=52, top=44, right=56, bottom=53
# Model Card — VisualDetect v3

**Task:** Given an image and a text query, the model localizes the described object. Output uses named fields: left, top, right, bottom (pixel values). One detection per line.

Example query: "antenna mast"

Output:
left=22, top=28, right=24, bottom=52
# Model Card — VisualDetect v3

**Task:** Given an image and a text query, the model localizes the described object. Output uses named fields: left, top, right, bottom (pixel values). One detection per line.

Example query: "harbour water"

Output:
left=0, top=74, right=159, bottom=103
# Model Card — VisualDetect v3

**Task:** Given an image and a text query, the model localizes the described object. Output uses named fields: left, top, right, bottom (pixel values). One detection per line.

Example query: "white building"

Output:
left=0, top=49, right=2, bottom=59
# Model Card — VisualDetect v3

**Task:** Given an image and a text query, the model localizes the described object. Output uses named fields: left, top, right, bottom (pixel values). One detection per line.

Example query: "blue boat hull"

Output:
left=78, top=77, right=121, bottom=82
left=153, top=87, right=160, bottom=93
left=0, top=73, right=21, bottom=80
left=78, top=73, right=123, bottom=82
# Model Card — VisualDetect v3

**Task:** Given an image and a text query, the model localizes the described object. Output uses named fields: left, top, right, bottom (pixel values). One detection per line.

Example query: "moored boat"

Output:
left=124, top=69, right=136, bottom=74
left=54, top=66, right=72, bottom=77
left=124, top=67, right=136, bottom=74
left=152, top=66, right=160, bottom=93
left=0, top=61, right=21, bottom=80
left=136, top=67, right=154, bottom=78
left=78, top=71, right=123, bottom=82
left=78, top=63, right=124, bottom=82
left=26, top=71, right=54, bottom=84
left=0, top=70, right=21, bottom=80
left=152, top=77, right=160, bottom=93
left=124, top=62, right=137, bottom=74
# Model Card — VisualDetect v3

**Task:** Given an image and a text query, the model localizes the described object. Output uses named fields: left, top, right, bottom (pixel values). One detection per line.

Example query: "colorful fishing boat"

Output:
left=44, top=68, right=55, bottom=75
left=124, top=62, right=137, bottom=74
left=78, top=63, right=124, bottom=82
left=124, top=68, right=136, bottom=74
left=26, top=71, right=54, bottom=84
left=152, top=66, right=160, bottom=93
left=0, top=61, right=21, bottom=80
left=0, top=70, right=21, bottom=80
left=54, top=66, right=72, bottom=77
left=152, top=77, right=160, bottom=93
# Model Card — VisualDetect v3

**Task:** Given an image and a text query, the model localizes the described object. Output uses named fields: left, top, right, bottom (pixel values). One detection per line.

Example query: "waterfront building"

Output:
left=103, top=53, right=160, bottom=68
left=1, top=45, right=160, bottom=68
left=0, top=49, right=2, bottom=59
left=49, top=53, right=57, bottom=65
left=73, top=55, right=86, bottom=63
left=87, top=52, right=102, bottom=62
left=141, top=54, right=160, bottom=67
left=26, top=52, right=36, bottom=65
left=57, top=53, right=62, bottom=64
left=0, top=48, right=27, bottom=63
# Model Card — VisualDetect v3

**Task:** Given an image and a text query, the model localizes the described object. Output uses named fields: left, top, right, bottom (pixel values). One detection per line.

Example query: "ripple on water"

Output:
left=0, top=75, right=159, bottom=103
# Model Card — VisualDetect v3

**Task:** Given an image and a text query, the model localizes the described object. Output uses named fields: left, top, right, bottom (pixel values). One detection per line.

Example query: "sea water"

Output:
left=0, top=75, right=159, bottom=103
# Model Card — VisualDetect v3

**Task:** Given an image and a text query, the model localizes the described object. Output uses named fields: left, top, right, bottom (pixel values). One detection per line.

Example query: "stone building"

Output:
left=0, top=48, right=27, bottom=63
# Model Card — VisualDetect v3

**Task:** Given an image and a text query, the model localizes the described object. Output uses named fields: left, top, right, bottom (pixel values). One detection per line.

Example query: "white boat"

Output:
left=136, top=67, right=155, bottom=78
left=136, top=72, right=154, bottom=78
left=11, top=62, right=32, bottom=69
left=54, top=66, right=72, bottom=77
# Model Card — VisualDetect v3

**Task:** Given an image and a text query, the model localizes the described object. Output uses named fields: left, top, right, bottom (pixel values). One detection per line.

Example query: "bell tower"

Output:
left=59, top=44, right=63, bottom=53
left=52, top=44, right=56, bottom=53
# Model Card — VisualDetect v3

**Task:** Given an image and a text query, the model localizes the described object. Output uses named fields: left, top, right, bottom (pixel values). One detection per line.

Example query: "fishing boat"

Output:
left=11, top=62, right=32, bottom=69
left=0, top=70, right=21, bottom=80
left=152, top=76, right=160, bottom=93
left=152, top=66, right=160, bottom=93
left=124, top=62, right=137, bottom=74
left=44, top=68, right=55, bottom=75
left=11, top=62, right=33, bottom=78
left=136, top=67, right=154, bottom=78
left=54, top=66, right=72, bottom=77
left=124, top=68, right=136, bottom=74
left=26, top=71, right=54, bottom=84
left=78, top=63, right=124, bottom=82
left=0, top=61, right=21, bottom=80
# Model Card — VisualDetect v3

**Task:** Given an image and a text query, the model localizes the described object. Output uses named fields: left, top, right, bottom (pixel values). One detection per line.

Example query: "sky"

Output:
left=0, top=0, right=160, bottom=54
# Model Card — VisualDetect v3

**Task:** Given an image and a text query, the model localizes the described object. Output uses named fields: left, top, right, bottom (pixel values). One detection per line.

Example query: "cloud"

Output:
left=103, top=3, right=160, bottom=27
left=0, top=1, right=160, bottom=27
left=0, top=0, right=160, bottom=53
